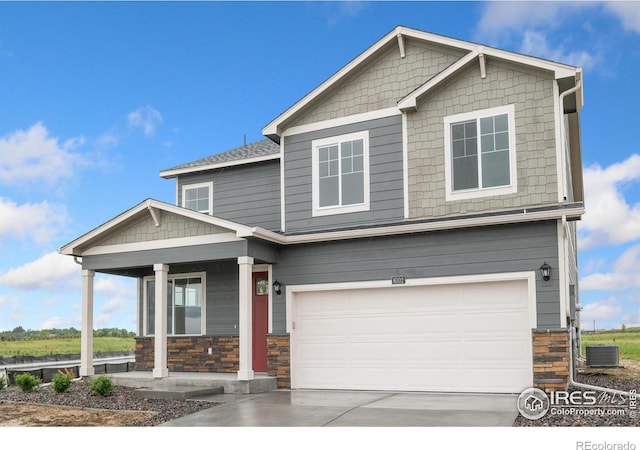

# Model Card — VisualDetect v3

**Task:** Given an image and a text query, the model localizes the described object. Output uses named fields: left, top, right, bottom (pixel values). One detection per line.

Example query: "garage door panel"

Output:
left=292, top=278, right=533, bottom=393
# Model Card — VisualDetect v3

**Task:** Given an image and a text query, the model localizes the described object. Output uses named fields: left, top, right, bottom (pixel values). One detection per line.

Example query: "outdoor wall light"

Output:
left=539, top=262, right=551, bottom=281
left=273, top=280, right=282, bottom=295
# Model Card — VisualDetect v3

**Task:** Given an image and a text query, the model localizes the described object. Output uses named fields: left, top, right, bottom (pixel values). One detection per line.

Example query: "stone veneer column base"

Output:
left=135, top=336, right=239, bottom=373
left=267, top=334, right=290, bottom=389
left=532, top=329, right=571, bottom=393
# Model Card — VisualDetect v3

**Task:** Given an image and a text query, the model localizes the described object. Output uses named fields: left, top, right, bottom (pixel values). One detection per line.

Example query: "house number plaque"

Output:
left=391, top=276, right=406, bottom=285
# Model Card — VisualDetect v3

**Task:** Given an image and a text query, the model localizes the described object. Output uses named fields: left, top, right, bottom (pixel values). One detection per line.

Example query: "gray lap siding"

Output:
left=284, top=115, right=405, bottom=232
left=177, top=160, right=281, bottom=232
left=272, top=220, right=561, bottom=333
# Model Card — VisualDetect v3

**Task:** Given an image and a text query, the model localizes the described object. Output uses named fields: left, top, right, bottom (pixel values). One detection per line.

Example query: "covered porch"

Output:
left=58, top=199, right=286, bottom=388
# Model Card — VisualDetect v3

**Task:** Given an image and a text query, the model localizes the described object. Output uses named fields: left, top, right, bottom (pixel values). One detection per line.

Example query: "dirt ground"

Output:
left=1, top=360, right=638, bottom=427
left=0, top=403, right=154, bottom=427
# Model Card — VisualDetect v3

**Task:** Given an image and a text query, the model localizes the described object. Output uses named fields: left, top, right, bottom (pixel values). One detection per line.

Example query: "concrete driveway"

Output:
left=160, top=390, right=519, bottom=427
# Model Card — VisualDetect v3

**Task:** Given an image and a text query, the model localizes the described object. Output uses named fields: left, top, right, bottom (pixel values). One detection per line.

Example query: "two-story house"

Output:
left=59, top=26, right=584, bottom=394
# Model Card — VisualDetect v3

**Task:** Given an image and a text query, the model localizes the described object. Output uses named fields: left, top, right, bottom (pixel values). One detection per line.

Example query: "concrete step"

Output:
left=134, top=385, right=224, bottom=401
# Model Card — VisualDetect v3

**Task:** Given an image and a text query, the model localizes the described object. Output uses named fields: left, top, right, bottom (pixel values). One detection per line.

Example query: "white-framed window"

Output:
left=182, top=182, right=213, bottom=214
left=311, top=130, right=370, bottom=216
left=143, top=272, right=205, bottom=336
left=444, top=105, right=517, bottom=201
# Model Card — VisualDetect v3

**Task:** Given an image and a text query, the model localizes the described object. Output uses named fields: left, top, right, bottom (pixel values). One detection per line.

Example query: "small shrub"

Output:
left=89, top=375, right=114, bottom=396
left=51, top=368, right=74, bottom=394
left=14, top=373, right=41, bottom=393
left=0, top=374, right=6, bottom=390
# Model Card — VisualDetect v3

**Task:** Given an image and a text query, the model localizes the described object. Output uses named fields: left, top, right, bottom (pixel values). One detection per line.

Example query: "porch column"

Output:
left=80, top=269, right=95, bottom=377
left=153, top=263, right=169, bottom=378
left=237, top=256, right=254, bottom=380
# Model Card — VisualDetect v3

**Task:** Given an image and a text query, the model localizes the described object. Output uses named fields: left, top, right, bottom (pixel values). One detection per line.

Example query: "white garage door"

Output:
left=291, top=278, right=534, bottom=393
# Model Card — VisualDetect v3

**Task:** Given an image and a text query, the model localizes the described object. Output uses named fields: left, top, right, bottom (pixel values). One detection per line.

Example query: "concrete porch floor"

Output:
left=99, top=371, right=277, bottom=395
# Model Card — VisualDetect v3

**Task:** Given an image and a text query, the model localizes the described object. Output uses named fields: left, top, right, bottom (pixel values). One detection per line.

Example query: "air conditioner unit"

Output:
left=586, top=344, right=619, bottom=367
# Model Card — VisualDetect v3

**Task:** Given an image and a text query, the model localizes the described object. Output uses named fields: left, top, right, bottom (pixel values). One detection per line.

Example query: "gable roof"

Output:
left=262, top=25, right=582, bottom=142
left=160, top=139, right=280, bottom=179
left=58, top=198, right=262, bottom=256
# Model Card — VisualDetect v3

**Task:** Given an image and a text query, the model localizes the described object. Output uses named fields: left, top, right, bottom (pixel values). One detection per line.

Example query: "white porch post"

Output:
left=80, top=269, right=95, bottom=377
left=237, top=256, right=254, bottom=381
left=153, top=263, right=169, bottom=378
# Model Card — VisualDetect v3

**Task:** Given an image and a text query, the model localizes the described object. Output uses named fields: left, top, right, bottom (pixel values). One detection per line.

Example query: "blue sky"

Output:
left=0, top=1, right=639, bottom=333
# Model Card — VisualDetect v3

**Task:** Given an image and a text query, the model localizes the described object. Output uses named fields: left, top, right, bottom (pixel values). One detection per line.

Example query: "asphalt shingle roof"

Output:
left=163, top=139, right=280, bottom=173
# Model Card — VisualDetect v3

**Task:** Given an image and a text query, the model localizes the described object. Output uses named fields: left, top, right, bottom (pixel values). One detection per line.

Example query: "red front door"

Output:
left=252, top=272, right=269, bottom=372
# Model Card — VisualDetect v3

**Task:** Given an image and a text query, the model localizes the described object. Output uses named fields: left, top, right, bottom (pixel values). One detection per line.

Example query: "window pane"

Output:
left=464, top=121, right=477, bottom=138
left=353, top=155, right=363, bottom=172
left=453, top=155, right=478, bottom=191
left=495, top=131, right=509, bottom=151
left=465, top=137, right=477, bottom=156
left=185, top=189, right=196, bottom=201
left=342, top=155, right=353, bottom=173
left=352, top=139, right=363, bottom=156
left=452, top=123, right=465, bottom=140
left=319, top=176, right=339, bottom=207
left=341, top=141, right=352, bottom=157
left=319, top=161, right=329, bottom=178
left=481, top=134, right=495, bottom=153
left=197, top=199, right=209, bottom=212
left=329, top=145, right=339, bottom=160
left=453, top=140, right=465, bottom=158
left=173, top=278, right=201, bottom=335
left=146, top=280, right=155, bottom=335
left=482, top=150, right=510, bottom=188
left=480, top=117, right=494, bottom=134
left=342, top=172, right=364, bottom=205
left=319, top=146, right=329, bottom=162
left=494, top=114, right=508, bottom=133
left=329, top=160, right=338, bottom=176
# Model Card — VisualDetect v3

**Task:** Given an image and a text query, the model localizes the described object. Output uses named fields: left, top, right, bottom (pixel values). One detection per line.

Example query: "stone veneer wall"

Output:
left=135, top=336, right=239, bottom=373
left=267, top=334, right=290, bottom=389
left=532, top=329, right=571, bottom=392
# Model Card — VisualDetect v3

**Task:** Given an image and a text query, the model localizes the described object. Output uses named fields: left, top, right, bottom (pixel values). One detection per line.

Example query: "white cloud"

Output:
left=0, top=252, right=80, bottom=291
left=476, top=2, right=581, bottom=40
left=95, top=275, right=136, bottom=327
left=519, top=30, right=596, bottom=69
left=604, top=1, right=640, bottom=33
left=0, top=122, right=85, bottom=186
left=128, top=106, right=163, bottom=137
left=40, top=316, right=77, bottom=330
left=474, top=1, right=640, bottom=70
left=578, top=155, right=640, bottom=249
left=580, top=245, right=640, bottom=291
left=621, top=309, right=640, bottom=328
left=0, top=197, right=68, bottom=245
left=580, top=296, right=623, bottom=326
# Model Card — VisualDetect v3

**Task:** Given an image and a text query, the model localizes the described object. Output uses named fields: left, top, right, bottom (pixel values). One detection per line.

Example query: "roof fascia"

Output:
left=159, top=153, right=281, bottom=179
left=247, top=204, right=584, bottom=245
left=262, top=26, right=402, bottom=139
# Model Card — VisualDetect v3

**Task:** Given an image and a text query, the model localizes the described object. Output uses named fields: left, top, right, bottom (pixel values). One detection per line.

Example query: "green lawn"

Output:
left=581, top=328, right=640, bottom=360
left=0, top=337, right=135, bottom=358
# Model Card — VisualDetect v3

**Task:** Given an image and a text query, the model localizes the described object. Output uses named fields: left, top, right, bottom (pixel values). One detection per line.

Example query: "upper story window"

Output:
left=312, top=131, right=370, bottom=216
left=444, top=105, right=517, bottom=201
left=182, top=181, right=213, bottom=214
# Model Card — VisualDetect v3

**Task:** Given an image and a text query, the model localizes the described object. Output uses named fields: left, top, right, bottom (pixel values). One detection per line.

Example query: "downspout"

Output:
left=560, top=212, right=629, bottom=396
left=73, top=256, right=82, bottom=266
left=558, top=80, right=582, bottom=201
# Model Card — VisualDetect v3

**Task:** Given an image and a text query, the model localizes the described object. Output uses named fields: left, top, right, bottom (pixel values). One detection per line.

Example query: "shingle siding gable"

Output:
left=407, top=59, right=558, bottom=219
left=290, top=40, right=464, bottom=128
